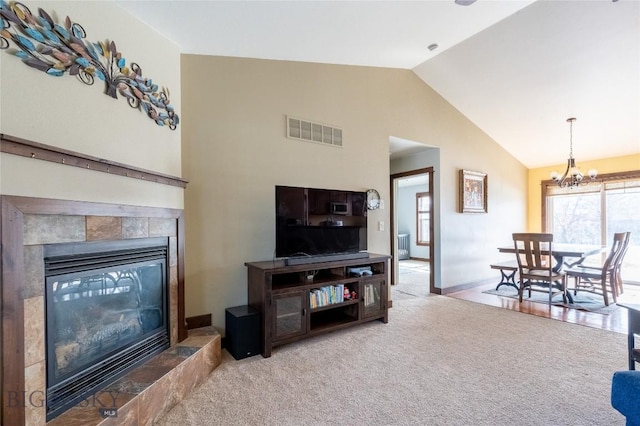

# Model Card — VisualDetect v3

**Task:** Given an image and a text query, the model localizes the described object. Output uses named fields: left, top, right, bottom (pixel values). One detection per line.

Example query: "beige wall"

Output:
left=527, top=153, right=640, bottom=232
left=390, top=126, right=528, bottom=289
left=0, top=1, right=183, bottom=209
left=0, top=1, right=532, bottom=335
left=181, top=55, right=528, bottom=329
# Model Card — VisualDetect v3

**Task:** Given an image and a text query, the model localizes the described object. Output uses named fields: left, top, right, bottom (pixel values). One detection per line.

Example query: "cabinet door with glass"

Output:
left=272, top=290, right=307, bottom=341
left=361, top=278, right=386, bottom=318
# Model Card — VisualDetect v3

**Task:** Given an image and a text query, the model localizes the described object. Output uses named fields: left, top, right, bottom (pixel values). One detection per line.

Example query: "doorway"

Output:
left=390, top=168, right=435, bottom=299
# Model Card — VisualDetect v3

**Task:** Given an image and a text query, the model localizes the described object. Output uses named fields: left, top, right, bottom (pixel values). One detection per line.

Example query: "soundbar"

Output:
left=284, top=252, right=369, bottom=266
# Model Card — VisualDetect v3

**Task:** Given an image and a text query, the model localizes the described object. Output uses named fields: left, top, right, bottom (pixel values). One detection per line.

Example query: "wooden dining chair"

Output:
left=565, top=232, right=629, bottom=306
left=512, top=233, right=567, bottom=304
left=614, top=232, right=631, bottom=296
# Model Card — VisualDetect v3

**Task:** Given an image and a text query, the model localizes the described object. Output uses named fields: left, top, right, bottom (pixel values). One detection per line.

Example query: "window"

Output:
left=416, top=192, right=430, bottom=246
left=543, top=171, right=640, bottom=284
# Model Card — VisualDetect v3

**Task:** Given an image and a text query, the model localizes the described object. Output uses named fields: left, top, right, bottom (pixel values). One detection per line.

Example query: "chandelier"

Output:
left=550, top=117, right=597, bottom=189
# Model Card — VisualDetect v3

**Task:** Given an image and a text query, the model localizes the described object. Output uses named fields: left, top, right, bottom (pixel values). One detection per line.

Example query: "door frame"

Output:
left=390, top=167, right=435, bottom=294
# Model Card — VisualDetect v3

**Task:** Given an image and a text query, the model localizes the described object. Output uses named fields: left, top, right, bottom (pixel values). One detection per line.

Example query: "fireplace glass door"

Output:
left=44, top=238, right=170, bottom=420
left=47, top=261, right=165, bottom=382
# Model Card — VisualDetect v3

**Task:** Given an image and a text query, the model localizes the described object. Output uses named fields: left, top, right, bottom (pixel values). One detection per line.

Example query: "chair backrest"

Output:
left=604, top=232, right=629, bottom=272
left=512, top=233, right=554, bottom=275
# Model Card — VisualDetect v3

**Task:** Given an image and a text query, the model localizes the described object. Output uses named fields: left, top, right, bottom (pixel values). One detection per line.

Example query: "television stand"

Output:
left=284, top=251, right=369, bottom=266
left=245, top=253, right=390, bottom=357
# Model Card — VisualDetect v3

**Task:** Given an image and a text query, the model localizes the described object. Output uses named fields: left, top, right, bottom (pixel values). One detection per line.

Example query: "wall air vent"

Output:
left=287, top=116, right=343, bottom=147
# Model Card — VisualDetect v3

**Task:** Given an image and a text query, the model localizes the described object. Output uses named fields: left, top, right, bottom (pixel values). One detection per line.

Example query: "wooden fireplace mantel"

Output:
left=0, top=134, right=188, bottom=188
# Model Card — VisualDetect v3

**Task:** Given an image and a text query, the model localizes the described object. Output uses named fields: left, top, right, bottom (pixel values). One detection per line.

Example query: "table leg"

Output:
left=629, top=308, right=640, bottom=370
left=495, top=269, right=518, bottom=291
left=630, top=332, right=636, bottom=371
left=551, top=254, right=573, bottom=303
left=552, top=254, right=564, bottom=273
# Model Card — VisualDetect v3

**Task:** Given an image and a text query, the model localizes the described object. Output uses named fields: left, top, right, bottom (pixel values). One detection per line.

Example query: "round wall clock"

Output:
left=366, top=189, right=381, bottom=210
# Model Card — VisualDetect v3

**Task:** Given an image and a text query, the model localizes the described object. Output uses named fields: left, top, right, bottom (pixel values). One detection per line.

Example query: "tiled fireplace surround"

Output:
left=0, top=196, right=221, bottom=425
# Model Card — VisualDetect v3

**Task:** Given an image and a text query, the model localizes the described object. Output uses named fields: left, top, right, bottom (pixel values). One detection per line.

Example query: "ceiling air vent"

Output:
left=287, top=116, right=343, bottom=147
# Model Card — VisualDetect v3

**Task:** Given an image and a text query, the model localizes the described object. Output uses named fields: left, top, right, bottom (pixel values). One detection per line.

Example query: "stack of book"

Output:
left=309, top=284, right=345, bottom=308
left=364, top=283, right=380, bottom=307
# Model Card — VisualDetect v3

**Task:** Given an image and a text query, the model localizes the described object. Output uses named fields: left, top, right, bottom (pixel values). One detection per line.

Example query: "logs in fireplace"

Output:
left=44, top=238, right=170, bottom=420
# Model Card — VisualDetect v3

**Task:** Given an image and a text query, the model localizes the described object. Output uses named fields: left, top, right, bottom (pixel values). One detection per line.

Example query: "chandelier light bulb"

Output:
left=570, top=166, right=581, bottom=178
left=588, top=168, right=598, bottom=179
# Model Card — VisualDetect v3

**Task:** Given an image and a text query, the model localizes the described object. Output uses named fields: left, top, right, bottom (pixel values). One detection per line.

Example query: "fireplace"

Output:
left=0, top=195, right=193, bottom=425
left=44, top=238, right=171, bottom=420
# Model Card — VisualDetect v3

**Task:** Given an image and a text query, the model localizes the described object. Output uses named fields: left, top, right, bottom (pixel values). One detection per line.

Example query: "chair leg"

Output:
left=615, top=268, right=624, bottom=295
left=602, top=277, right=610, bottom=306
left=610, top=273, right=618, bottom=304
left=518, top=281, right=524, bottom=302
left=519, top=280, right=532, bottom=302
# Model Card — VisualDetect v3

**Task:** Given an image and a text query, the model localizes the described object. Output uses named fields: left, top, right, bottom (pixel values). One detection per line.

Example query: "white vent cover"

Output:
left=287, top=116, right=342, bottom=147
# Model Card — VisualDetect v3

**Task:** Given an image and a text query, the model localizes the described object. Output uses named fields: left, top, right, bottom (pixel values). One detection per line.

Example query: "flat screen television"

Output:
left=275, top=185, right=368, bottom=264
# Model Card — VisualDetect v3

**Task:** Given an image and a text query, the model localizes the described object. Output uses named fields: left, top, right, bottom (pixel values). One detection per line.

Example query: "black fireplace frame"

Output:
left=43, top=237, right=171, bottom=420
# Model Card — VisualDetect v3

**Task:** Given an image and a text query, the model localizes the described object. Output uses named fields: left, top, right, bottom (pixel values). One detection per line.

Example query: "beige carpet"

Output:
left=159, top=296, right=627, bottom=426
left=392, top=263, right=430, bottom=300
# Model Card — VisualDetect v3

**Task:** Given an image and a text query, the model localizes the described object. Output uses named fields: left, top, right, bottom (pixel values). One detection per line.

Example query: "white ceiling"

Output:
left=116, top=0, right=640, bottom=168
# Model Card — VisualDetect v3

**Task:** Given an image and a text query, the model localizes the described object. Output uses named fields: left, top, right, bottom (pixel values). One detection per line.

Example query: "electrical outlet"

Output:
left=378, top=221, right=384, bottom=231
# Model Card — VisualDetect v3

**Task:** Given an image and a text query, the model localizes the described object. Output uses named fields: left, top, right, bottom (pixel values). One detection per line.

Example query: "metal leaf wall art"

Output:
left=0, top=0, right=179, bottom=130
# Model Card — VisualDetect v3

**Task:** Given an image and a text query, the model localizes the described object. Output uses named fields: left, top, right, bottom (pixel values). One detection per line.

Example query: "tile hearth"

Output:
left=48, top=327, right=221, bottom=426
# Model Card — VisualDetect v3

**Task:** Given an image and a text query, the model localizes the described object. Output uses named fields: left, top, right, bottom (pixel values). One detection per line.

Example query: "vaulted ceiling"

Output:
left=116, top=0, right=639, bottom=168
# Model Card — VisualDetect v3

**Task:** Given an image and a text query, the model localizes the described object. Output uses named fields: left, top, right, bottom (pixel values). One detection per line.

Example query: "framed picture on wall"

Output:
left=459, top=169, right=488, bottom=213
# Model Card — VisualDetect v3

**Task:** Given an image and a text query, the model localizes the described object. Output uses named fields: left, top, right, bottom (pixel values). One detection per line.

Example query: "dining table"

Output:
left=497, top=243, right=606, bottom=273
left=495, top=243, right=607, bottom=304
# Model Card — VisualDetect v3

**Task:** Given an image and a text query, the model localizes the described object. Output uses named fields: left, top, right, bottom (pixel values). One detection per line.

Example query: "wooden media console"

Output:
left=245, top=253, right=390, bottom=357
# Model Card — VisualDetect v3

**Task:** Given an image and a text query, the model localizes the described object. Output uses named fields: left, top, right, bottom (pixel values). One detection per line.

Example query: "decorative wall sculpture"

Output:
left=0, top=1, right=179, bottom=130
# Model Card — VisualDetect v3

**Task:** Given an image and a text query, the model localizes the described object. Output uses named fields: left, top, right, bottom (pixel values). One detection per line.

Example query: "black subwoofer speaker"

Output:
left=225, top=305, right=260, bottom=360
